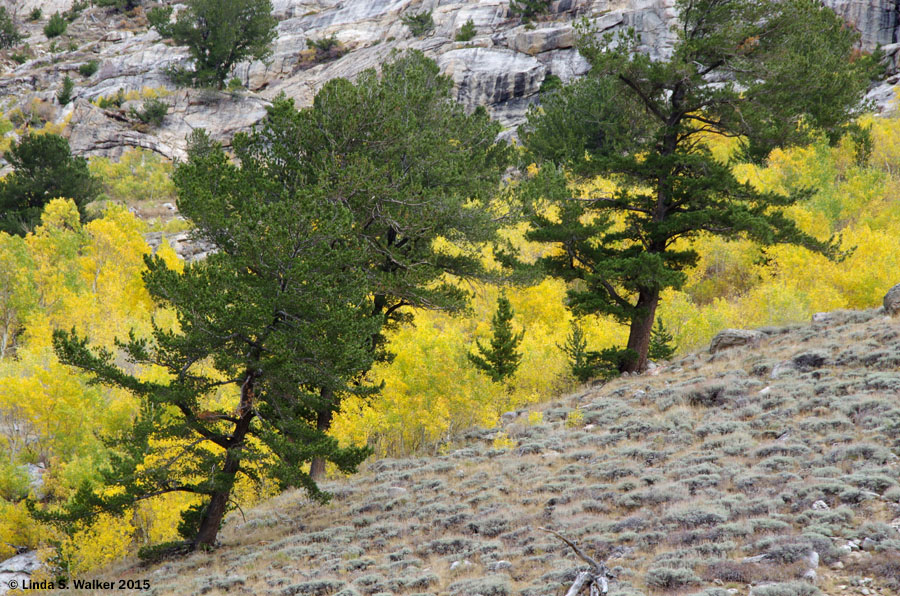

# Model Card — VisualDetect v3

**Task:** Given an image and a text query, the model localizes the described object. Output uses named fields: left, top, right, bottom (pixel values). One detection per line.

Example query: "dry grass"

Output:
left=49, top=308, right=900, bottom=596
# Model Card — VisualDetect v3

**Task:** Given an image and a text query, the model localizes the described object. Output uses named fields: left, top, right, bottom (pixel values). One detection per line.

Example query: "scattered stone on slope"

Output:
left=709, top=328, right=764, bottom=353
left=0, top=551, right=40, bottom=596
left=145, top=231, right=216, bottom=262
left=884, top=283, right=900, bottom=315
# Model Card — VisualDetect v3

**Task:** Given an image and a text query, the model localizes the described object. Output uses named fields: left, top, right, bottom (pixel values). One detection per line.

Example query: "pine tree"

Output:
left=0, top=134, right=99, bottom=236
left=0, top=7, right=22, bottom=50
left=468, top=294, right=525, bottom=385
left=42, top=130, right=377, bottom=553
left=648, top=317, right=676, bottom=362
left=558, top=321, right=593, bottom=383
left=520, top=0, right=877, bottom=372
left=557, top=320, right=629, bottom=383
left=37, top=52, right=511, bottom=550
left=217, top=52, right=510, bottom=476
left=150, top=0, right=276, bottom=89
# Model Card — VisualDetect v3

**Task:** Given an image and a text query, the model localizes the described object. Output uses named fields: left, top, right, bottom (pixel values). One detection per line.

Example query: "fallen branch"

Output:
left=540, top=527, right=611, bottom=595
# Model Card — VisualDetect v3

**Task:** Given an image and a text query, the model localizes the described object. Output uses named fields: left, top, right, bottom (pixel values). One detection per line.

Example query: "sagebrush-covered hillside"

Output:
left=58, top=308, right=900, bottom=596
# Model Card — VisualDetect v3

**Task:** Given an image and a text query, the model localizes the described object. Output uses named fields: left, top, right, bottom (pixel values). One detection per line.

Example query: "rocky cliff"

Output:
left=0, top=0, right=898, bottom=162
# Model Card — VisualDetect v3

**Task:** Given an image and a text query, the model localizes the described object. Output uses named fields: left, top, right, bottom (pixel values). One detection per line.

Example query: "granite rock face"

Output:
left=0, top=0, right=896, bottom=160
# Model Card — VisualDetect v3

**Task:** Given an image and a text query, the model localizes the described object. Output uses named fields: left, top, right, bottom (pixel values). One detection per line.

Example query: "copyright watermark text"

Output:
left=5, top=578, right=152, bottom=591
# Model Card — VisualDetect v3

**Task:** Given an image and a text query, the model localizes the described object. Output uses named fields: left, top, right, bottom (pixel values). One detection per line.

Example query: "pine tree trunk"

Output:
left=621, top=288, right=660, bottom=373
left=193, top=374, right=256, bottom=548
left=309, top=405, right=333, bottom=480
left=193, top=452, right=239, bottom=548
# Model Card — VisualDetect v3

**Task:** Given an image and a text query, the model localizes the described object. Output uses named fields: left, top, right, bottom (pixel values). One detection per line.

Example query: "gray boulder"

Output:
left=0, top=551, right=40, bottom=596
left=884, top=283, right=900, bottom=316
left=709, top=329, right=764, bottom=354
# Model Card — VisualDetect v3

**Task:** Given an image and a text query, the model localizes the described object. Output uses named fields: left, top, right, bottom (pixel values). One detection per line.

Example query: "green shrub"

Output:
left=401, top=11, right=434, bottom=37
left=29, top=8, right=42, bottom=21
left=95, top=0, right=142, bottom=12
left=96, top=89, right=125, bottom=109
left=0, top=7, right=22, bottom=49
left=78, top=60, right=99, bottom=77
left=539, top=74, right=562, bottom=93
left=644, top=566, right=702, bottom=590
left=146, top=6, right=172, bottom=30
left=43, top=12, right=68, bottom=38
left=510, top=0, right=551, bottom=21
left=750, top=582, right=821, bottom=596
left=129, top=97, right=168, bottom=127
left=57, top=75, right=75, bottom=105
left=307, top=35, right=338, bottom=52
left=455, top=18, right=476, bottom=42
left=226, top=77, right=243, bottom=92
left=65, top=1, right=88, bottom=21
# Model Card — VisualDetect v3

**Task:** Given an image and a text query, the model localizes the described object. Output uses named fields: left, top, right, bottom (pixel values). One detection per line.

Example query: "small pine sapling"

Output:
left=43, top=12, right=67, bottom=38
left=468, top=293, right=525, bottom=386
left=558, top=321, right=635, bottom=383
left=57, top=76, right=74, bottom=105
left=648, top=317, right=677, bottom=361
left=401, top=11, right=434, bottom=37
left=0, top=7, right=22, bottom=49
left=455, top=19, right=476, bottom=42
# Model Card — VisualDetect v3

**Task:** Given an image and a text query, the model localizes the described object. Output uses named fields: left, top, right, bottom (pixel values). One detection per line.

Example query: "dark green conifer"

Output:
left=520, top=0, right=876, bottom=372
left=468, top=293, right=525, bottom=385
left=0, top=134, right=99, bottom=236
left=648, top=317, right=677, bottom=362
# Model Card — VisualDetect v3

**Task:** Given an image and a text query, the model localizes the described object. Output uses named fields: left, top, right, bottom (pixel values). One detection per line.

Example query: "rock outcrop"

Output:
left=885, top=282, right=900, bottom=315
left=0, top=0, right=897, bottom=161
left=0, top=551, right=40, bottom=596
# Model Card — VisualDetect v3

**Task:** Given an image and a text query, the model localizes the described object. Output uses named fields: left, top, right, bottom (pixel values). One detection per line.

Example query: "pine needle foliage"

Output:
left=0, top=134, right=99, bottom=236
left=151, top=0, right=276, bottom=89
left=468, top=294, right=525, bottom=385
left=0, top=7, right=22, bottom=49
left=519, top=0, right=878, bottom=373
left=648, top=317, right=676, bottom=361
left=41, top=129, right=379, bottom=551
left=35, top=52, right=510, bottom=552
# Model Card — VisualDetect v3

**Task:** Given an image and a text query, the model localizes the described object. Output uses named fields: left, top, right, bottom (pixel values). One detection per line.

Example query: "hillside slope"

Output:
left=52, top=307, right=900, bottom=596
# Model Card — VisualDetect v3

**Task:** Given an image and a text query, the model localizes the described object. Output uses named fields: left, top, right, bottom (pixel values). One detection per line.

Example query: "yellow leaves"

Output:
left=333, top=278, right=626, bottom=457
left=36, top=198, right=82, bottom=233
left=59, top=513, right=133, bottom=574
left=492, top=431, right=517, bottom=450
left=0, top=501, right=44, bottom=560
left=134, top=492, right=199, bottom=546
left=156, top=238, right=184, bottom=273
left=89, top=148, right=177, bottom=207
left=565, top=408, right=584, bottom=428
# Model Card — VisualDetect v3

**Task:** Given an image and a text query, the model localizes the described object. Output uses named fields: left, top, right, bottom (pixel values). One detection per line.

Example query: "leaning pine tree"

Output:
left=39, top=130, right=378, bottom=554
left=220, top=51, right=511, bottom=476
left=519, top=0, right=878, bottom=372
